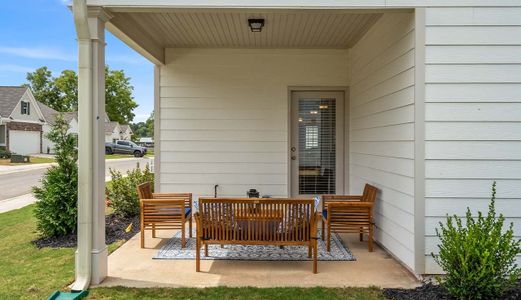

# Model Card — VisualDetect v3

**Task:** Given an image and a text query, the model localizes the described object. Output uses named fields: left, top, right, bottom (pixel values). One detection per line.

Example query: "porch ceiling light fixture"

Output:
left=248, top=18, right=265, bottom=32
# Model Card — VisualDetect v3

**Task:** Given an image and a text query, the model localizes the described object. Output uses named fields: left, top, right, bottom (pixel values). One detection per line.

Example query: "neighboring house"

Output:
left=37, top=103, right=78, bottom=153
left=105, top=121, right=121, bottom=143
left=119, top=124, right=133, bottom=141
left=0, top=86, right=46, bottom=155
left=72, top=0, right=521, bottom=285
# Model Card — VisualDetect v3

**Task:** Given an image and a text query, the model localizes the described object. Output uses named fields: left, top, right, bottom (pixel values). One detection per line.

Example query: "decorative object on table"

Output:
left=246, top=189, right=260, bottom=198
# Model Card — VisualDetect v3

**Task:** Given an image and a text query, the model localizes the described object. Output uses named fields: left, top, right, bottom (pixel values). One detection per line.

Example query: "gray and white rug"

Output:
left=154, top=229, right=355, bottom=261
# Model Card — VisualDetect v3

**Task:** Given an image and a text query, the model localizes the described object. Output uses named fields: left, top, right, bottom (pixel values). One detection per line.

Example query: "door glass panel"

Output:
left=298, top=98, right=336, bottom=194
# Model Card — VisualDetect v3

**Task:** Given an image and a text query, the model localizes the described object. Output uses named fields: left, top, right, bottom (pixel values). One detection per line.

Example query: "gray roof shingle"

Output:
left=0, top=86, right=28, bottom=118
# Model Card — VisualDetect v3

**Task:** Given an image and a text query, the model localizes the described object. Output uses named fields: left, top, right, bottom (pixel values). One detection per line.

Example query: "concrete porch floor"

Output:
left=99, top=226, right=419, bottom=289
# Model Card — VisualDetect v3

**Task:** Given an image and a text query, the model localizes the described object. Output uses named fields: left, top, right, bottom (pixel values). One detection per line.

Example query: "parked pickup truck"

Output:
left=105, top=140, right=147, bottom=157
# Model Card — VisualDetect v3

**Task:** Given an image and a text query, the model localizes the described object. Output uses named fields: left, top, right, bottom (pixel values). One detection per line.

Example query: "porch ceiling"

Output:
left=105, top=9, right=385, bottom=63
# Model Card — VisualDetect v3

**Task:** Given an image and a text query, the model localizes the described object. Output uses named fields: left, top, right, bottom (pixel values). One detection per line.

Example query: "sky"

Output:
left=0, top=0, right=154, bottom=123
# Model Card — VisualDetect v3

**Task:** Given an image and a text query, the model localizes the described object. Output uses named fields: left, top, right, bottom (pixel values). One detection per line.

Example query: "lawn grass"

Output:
left=0, top=205, right=74, bottom=299
left=0, top=156, right=55, bottom=165
left=89, top=286, right=385, bottom=299
left=105, top=154, right=134, bottom=160
left=0, top=206, right=385, bottom=300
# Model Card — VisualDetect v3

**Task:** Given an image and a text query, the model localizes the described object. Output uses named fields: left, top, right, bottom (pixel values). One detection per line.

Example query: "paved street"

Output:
left=0, top=157, right=152, bottom=202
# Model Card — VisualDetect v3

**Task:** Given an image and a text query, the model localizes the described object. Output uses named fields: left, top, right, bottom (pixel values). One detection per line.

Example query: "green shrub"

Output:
left=106, top=163, right=153, bottom=218
left=33, top=114, right=78, bottom=237
left=434, top=182, right=521, bottom=299
left=0, top=149, right=11, bottom=159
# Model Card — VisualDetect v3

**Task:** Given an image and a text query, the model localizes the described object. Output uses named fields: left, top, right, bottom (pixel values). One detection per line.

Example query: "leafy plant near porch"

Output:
left=106, top=163, right=153, bottom=218
left=433, top=181, right=521, bottom=300
left=33, top=114, right=78, bottom=237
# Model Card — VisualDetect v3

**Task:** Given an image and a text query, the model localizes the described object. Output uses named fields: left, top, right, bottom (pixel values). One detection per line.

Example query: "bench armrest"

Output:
left=327, top=201, right=374, bottom=208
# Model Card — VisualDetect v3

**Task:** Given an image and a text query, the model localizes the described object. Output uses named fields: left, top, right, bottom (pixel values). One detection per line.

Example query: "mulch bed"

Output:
left=32, top=214, right=140, bottom=248
left=383, top=280, right=521, bottom=300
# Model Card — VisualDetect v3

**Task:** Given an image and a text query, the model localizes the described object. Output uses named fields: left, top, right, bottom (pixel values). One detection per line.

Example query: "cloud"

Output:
left=0, top=64, right=35, bottom=73
left=0, top=46, right=75, bottom=61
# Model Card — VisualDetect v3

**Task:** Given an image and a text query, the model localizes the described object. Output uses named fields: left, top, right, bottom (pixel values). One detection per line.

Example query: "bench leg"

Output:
left=181, top=224, right=186, bottom=248
left=189, top=216, right=193, bottom=238
left=205, top=244, right=209, bottom=257
left=327, top=225, right=331, bottom=252
left=313, top=239, right=318, bottom=274
left=359, top=227, right=363, bottom=242
left=196, top=238, right=201, bottom=272
left=152, top=224, right=156, bottom=238
left=308, top=244, right=312, bottom=258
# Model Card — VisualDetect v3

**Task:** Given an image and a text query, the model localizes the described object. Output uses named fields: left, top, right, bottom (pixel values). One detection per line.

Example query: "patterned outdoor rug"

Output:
left=154, top=229, right=356, bottom=261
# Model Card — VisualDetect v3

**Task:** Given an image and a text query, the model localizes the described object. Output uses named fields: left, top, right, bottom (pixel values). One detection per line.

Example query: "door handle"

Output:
left=291, top=156, right=297, bottom=160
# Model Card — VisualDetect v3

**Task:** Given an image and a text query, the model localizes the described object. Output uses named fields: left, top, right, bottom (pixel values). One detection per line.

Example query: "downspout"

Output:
left=71, top=0, right=92, bottom=291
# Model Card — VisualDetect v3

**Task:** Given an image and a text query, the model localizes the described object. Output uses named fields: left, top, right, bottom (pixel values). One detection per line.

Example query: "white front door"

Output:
left=9, top=130, right=41, bottom=155
left=290, top=91, right=344, bottom=197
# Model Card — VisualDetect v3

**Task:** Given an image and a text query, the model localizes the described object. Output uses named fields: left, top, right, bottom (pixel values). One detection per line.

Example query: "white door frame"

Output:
left=287, top=86, right=349, bottom=197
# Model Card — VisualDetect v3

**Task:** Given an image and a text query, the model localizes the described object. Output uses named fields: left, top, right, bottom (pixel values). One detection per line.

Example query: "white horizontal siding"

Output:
left=159, top=48, right=349, bottom=198
left=424, top=6, right=521, bottom=274
left=350, top=12, right=416, bottom=270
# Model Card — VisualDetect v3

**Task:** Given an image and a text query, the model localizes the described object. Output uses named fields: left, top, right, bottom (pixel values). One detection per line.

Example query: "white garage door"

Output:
left=9, top=130, right=40, bottom=155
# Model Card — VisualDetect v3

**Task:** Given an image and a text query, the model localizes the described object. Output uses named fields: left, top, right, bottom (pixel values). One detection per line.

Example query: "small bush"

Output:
left=434, top=182, right=521, bottom=299
left=106, top=163, right=153, bottom=218
left=0, top=149, right=11, bottom=159
left=33, top=114, right=78, bottom=237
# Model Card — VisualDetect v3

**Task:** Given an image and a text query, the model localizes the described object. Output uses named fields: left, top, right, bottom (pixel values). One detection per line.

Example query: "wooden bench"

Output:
left=137, top=182, right=192, bottom=248
left=194, top=198, right=319, bottom=273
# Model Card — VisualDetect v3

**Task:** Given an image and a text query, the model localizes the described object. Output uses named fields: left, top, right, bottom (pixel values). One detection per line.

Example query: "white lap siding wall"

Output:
left=423, top=7, right=521, bottom=273
left=349, top=12, right=416, bottom=272
left=159, top=49, right=349, bottom=198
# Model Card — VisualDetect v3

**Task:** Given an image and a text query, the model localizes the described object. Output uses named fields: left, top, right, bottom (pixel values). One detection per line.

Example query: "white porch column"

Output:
left=75, top=6, right=111, bottom=288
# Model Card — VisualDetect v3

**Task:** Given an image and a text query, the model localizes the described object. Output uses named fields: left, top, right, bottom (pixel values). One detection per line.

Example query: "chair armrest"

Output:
left=140, top=198, right=185, bottom=205
left=324, top=195, right=363, bottom=201
left=152, top=193, right=187, bottom=198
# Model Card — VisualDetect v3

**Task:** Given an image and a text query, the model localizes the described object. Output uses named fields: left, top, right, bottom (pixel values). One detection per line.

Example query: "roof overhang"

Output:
left=87, top=4, right=416, bottom=65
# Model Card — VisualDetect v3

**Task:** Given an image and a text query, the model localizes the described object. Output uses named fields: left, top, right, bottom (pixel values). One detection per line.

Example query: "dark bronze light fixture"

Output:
left=248, top=18, right=265, bottom=32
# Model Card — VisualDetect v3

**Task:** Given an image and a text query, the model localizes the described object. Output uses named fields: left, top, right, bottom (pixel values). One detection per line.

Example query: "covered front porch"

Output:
left=101, top=229, right=417, bottom=288
left=73, top=1, right=425, bottom=289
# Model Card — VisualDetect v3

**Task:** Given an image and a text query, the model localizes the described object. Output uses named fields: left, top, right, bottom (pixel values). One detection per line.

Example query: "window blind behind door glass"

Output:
left=298, top=98, right=336, bottom=195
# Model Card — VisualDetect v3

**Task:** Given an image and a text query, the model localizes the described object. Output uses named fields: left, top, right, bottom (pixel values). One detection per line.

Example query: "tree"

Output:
left=25, top=66, right=138, bottom=123
left=54, top=70, right=78, bottom=111
left=33, top=114, right=78, bottom=237
left=130, top=111, right=154, bottom=139
left=145, top=111, right=154, bottom=137
left=105, top=67, right=137, bottom=124
left=23, top=67, right=63, bottom=111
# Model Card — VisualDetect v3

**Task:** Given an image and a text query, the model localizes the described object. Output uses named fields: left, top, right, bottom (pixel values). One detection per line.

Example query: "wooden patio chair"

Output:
left=321, top=184, right=378, bottom=252
left=136, top=182, right=192, bottom=248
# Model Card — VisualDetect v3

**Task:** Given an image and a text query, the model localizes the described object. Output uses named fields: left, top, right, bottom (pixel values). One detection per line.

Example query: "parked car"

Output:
left=105, top=140, right=147, bottom=157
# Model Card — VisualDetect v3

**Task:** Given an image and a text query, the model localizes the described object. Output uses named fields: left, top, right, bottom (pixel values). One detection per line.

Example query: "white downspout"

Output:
left=72, top=0, right=92, bottom=291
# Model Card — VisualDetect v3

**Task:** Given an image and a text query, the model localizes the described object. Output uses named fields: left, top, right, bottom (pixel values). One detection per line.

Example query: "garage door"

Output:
left=9, top=130, right=40, bottom=155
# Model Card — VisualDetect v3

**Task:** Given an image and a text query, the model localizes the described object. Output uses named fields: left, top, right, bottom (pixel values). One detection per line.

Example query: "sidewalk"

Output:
left=0, top=163, right=56, bottom=175
left=0, top=175, right=113, bottom=214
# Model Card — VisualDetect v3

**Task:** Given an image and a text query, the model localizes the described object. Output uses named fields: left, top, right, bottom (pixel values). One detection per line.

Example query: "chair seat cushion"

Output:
left=322, top=210, right=327, bottom=220
left=185, top=207, right=192, bottom=218
left=148, top=207, right=192, bottom=218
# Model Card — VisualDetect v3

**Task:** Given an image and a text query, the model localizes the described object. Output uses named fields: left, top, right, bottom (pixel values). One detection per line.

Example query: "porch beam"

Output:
left=107, top=13, right=165, bottom=65
left=85, top=0, right=521, bottom=9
